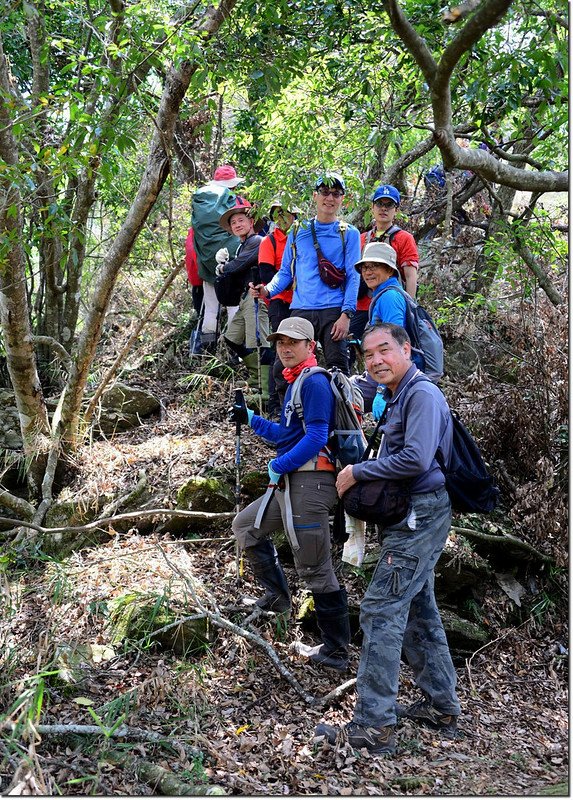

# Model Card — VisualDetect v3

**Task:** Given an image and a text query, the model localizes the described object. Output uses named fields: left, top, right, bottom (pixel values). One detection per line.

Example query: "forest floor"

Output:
left=1, top=355, right=569, bottom=797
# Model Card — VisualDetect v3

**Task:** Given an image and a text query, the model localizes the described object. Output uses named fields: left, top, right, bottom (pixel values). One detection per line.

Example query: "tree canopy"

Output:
left=0, top=0, right=568, bottom=508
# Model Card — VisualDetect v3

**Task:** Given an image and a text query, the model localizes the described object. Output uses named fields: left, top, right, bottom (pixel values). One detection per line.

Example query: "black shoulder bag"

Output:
left=341, top=407, right=411, bottom=526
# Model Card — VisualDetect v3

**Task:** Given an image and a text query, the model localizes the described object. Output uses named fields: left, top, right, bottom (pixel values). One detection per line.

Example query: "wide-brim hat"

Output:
left=212, top=164, right=245, bottom=189
left=219, top=196, right=253, bottom=232
left=355, top=242, right=399, bottom=274
left=267, top=316, right=315, bottom=342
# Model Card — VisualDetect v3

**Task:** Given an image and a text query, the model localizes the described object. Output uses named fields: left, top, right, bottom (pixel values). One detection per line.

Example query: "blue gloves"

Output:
left=372, top=386, right=387, bottom=421
left=267, top=460, right=281, bottom=485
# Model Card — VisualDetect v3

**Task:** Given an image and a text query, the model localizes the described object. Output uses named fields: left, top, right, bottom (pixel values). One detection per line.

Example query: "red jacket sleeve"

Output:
left=185, top=228, right=202, bottom=286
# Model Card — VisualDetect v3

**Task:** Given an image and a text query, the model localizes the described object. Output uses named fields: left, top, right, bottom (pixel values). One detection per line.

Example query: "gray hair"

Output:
left=361, top=323, right=411, bottom=350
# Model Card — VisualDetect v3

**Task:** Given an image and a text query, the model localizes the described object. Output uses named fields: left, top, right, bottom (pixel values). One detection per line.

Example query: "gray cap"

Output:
left=267, top=316, right=315, bottom=342
left=355, top=241, right=398, bottom=274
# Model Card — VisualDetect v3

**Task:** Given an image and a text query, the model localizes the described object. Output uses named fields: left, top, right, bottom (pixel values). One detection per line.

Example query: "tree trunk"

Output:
left=0, top=34, right=50, bottom=496
left=58, top=0, right=239, bottom=447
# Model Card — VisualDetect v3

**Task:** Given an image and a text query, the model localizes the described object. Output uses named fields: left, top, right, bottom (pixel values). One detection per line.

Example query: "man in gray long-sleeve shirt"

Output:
left=315, top=322, right=460, bottom=756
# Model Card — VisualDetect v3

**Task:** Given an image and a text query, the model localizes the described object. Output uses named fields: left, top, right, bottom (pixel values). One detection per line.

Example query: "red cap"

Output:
left=212, top=165, right=244, bottom=188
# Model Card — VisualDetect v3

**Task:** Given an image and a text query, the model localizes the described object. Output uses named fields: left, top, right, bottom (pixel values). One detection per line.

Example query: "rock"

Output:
left=42, top=500, right=110, bottom=557
left=176, top=476, right=234, bottom=513
left=441, top=607, right=489, bottom=652
left=96, top=383, right=160, bottom=434
left=240, top=470, right=268, bottom=499
left=0, top=391, right=22, bottom=450
left=109, top=591, right=210, bottom=655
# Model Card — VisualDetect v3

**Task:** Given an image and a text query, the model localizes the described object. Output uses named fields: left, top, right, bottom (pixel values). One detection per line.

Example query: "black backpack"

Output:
left=437, top=410, right=500, bottom=513
left=214, top=269, right=246, bottom=306
left=401, top=375, right=499, bottom=513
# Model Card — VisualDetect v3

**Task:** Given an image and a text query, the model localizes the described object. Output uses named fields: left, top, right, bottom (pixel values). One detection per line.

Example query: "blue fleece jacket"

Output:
left=250, top=372, right=335, bottom=474
left=368, top=276, right=407, bottom=326
left=265, top=218, right=360, bottom=313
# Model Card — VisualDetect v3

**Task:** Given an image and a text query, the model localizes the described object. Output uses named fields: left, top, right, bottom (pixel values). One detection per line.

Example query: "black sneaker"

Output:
left=396, top=698, right=458, bottom=737
left=315, top=722, right=396, bottom=755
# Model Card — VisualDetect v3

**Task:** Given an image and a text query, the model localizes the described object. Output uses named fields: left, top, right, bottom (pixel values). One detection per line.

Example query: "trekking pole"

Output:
left=253, top=296, right=263, bottom=415
left=234, top=388, right=244, bottom=585
left=189, top=297, right=205, bottom=363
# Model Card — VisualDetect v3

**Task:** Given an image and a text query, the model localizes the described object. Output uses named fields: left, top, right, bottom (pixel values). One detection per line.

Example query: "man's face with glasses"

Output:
left=372, top=198, right=398, bottom=229
left=314, top=183, right=344, bottom=222
left=317, top=187, right=344, bottom=198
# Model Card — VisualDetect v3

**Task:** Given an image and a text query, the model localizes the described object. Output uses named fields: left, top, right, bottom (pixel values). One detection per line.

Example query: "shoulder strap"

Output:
left=290, top=221, right=300, bottom=286
left=286, top=366, right=330, bottom=429
left=368, top=282, right=413, bottom=324
left=394, top=373, right=449, bottom=470
left=310, top=219, right=347, bottom=260
left=310, top=219, right=321, bottom=254
left=269, top=232, right=276, bottom=253
left=384, top=224, right=402, bottom=242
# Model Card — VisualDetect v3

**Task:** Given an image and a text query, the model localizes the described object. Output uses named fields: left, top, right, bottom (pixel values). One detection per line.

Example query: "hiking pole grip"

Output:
left=234, top=389, right=245, bottom=436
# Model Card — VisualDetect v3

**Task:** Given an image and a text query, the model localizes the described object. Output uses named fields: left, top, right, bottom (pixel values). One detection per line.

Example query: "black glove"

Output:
left=228, top=390, right=250, bottom=426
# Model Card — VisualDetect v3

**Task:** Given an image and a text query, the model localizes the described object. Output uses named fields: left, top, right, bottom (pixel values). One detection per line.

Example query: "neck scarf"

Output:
left=282, top=353, right=318, bottom=384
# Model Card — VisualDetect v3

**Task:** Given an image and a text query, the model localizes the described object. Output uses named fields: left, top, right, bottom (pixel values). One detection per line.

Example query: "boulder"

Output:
left=96, top=383, right=160, bottom=434
left=109, top=591, right=210, bottom=656
left=42, top=499, right=110, bottom=557
left=176, top=476, right=234, bottom=513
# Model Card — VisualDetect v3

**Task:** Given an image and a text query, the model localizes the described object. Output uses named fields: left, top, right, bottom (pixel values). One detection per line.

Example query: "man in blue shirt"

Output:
left=230, top=316, right=351, bottom=672
left=315, top=323, right=460, bottom=754
left=252, top=173, right=360, bottom=376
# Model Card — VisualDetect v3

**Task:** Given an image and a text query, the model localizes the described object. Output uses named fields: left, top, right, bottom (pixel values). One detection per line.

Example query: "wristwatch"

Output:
left=342, top=310, right=355, bottom=319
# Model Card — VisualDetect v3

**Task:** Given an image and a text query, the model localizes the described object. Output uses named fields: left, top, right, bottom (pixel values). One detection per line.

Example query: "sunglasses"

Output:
left=373, top=199, right=396, bottom=209
left=317, top=187, right=344, bottom=198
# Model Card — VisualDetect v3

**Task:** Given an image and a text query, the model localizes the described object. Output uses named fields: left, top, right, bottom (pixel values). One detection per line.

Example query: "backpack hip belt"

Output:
left=296, top=448, right=336, bottom=473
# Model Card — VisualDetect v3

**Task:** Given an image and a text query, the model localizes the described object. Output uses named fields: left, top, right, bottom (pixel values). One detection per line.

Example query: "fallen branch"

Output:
left=159, top=545, right=316, bottom=704
left=0, top=508, right=235, bottom=538
left=31, top=723, right=202, bottom=758
left=0, top=490, right=36, bottom=521
left=31, top=724, right=226, bottom=794
left=312, top=677, right=357, bottom=708
left=452, top=526, right=553, bottom=564
left=112, top=754, right=226, bottom=796
left=99, top=469, right=148, bottom=519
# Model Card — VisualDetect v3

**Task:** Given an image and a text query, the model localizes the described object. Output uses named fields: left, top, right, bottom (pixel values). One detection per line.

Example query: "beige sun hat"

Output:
left=355, top=242, right=398, bottom=274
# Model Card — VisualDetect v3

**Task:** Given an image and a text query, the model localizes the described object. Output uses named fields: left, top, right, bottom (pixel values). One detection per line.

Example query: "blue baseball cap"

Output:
left=372, top=184, right=400, bottom=205
left=315, top=172, right=346, bottom=193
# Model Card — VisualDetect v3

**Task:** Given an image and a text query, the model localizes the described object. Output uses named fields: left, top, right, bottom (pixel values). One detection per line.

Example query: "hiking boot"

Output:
left=291, top=588, right=351, bottom=672
left=255, top=590, right=291, bottom=614
left=291, top=641, right=348, bottom=672
left=315, top=722, right=396, bottom=755
left=396, top=698, right=458, bottom=738
left=244, top=541, right=291, bottom=615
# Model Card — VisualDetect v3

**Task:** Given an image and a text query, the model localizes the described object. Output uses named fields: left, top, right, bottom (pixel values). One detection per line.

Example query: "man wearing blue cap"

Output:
left=363, top=184, right=419, bottom=299
left=252, top=172, right=360, bottom=376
